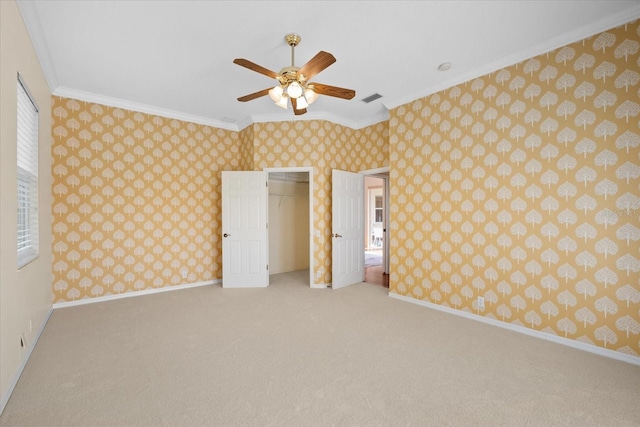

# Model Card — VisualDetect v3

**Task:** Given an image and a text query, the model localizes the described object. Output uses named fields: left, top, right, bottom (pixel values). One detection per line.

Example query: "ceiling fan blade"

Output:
left=237, top=88, right=271, bottom=102
left=291, top=98, right=307, bottom=115
left=310, top=83, right=356, bottom=100
left=297, top=51, right=336, bottom=81
left=233, top=58, right=280, bottom=79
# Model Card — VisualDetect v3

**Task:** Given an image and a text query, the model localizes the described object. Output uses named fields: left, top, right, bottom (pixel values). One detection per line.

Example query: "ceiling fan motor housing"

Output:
left=278, top=66, right=307, bottom=85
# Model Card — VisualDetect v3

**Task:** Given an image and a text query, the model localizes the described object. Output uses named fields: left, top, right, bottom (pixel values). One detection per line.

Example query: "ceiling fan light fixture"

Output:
left=305, top=87, right=318, bottom=104
left=296, top=95, right=309, bottom=109
left=286, top=81, right=303, bottom=99
left=275, top=94, right=289, bottom=109
left=269, top=85, right=284, bottom=102
left=233, top=33, right=355, bottom=115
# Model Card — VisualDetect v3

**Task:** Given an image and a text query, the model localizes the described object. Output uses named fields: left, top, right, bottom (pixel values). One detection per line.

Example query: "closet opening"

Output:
left=266, top=168, right=314, bottom=287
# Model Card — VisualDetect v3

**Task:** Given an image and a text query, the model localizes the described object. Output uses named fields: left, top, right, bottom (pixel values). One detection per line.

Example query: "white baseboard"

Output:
left=311, top=283, right=328, bottom=289
left=52, top=280, right=220, bottom=309
left=0, top=307, right=54, bottom=416
left=388, top=292, right=640, bottom=367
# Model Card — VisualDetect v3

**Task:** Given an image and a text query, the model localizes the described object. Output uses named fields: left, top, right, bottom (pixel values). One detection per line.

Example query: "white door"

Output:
left=222, top=171, right=268, bottom=288
left=332, top=170, right=364, bottom=289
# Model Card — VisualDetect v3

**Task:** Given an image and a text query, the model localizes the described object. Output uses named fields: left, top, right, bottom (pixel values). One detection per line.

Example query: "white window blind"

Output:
left=17, top=75, right=39, bottom=268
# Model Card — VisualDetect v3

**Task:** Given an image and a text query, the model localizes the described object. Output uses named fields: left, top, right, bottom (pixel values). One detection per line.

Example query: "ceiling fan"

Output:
left=233, top=33, right=356, bottom=115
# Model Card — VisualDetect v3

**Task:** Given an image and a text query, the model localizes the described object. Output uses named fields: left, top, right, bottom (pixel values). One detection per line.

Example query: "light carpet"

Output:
left=1, top=270, right=639, bottom=426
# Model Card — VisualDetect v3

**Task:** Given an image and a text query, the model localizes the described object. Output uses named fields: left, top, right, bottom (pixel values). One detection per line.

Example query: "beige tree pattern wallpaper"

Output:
left=251, top=120, right=388, bottom=284
left=51, top=97, right=240, bottom=302
left=238, top=125, right=254, bottom=171
left=51, top=102, right=388, bottom=302
left=389, top=20, right=640, bottom=356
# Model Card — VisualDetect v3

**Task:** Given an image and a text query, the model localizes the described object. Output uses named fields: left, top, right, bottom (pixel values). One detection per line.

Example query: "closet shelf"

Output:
left=269, top=193, right=308, bottom=198
left=269, top=192, right=309, bottom=208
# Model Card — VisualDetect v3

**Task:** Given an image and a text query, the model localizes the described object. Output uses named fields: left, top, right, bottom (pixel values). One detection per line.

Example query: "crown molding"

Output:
left=53, top=86, right=240, bottom=131
left=53, top=86, right=390, bottom=133
left=385, top=4, right=640, bottom=110
left=49, top=5, right=640, bottom=134
left=353, top=108, right=391, bottom=130
left=18, top=1, right=640, bottom=133
left=16, top=0, right=59, bottom=91
left=17, top=0, right=239, bottom=131
left=236, top=115, right=256, bottom=132
left=245, top=107, right=389, bottom=131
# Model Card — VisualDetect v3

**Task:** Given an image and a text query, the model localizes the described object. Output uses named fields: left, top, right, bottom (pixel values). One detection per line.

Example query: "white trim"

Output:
left=311, top=283, right=328, bottom=289
left=385, top=4, right=640, bottom=111
left=360, top=166, right=390, bottom=176
left=17, top=1, right=640, bottom=133
left=361, top=167, right=390, bottom=273
left=53, top=87, right=390, bottom=134
left=388, top=292, right=640, bottom=367
left=53, top=86, right=240, bottom=132
left=0, top=307, right=53, bottom=416
left=236, top=115, right=255, bottom=132
left=248, top=109, right=389, bottom=131
left=265, top=166, right=314, bottom=174
left=52, top=279, right=219, bottom=310
left=265, top=167, right=314, bottom=288
left=15, top=0, right=59, bottom=92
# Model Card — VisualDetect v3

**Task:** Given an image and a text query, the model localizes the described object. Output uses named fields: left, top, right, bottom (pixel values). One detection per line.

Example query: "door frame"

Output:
left=264, top=167, right=315, bottom=288
left=360, top=167, right=390, bottom=274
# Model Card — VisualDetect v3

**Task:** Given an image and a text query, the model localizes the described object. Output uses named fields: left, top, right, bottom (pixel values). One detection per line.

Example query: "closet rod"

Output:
left=268, top=193, right=308, bottom=198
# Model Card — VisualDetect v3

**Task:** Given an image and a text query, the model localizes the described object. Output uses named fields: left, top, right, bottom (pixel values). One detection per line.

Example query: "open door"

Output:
left=221, top=171, right=268, bottom=288
left=332, top=170, right=364, bottom=289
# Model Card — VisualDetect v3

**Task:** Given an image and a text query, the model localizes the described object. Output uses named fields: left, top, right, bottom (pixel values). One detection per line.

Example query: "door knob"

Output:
left=223, top=233, right=231, bottom=238
left=333, top=233, right=342, bottom=238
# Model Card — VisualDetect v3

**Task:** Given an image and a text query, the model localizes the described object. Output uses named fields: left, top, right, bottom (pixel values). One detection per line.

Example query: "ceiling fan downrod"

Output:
left=285, top=33, right=301, bottom=68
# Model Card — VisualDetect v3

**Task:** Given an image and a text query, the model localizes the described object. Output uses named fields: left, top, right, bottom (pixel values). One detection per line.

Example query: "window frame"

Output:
left=16, top=73, right=39, bottom=269
left=374, top=195, right=383, bottom=223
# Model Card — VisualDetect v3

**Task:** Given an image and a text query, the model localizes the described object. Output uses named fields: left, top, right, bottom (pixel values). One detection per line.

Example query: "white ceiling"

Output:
left=17, top=1, right=640, bottom=131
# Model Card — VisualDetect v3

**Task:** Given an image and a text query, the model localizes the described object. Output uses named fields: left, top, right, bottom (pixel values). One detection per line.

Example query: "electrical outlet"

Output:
left=181, top=269, right=187, bottom=279
left=477, top=296, right=485, bottom=309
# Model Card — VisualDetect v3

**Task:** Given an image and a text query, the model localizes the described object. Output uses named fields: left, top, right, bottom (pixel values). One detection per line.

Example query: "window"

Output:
left=17, top=75, right=39, bottom=268
left=375, top=195, right=383, bottom=223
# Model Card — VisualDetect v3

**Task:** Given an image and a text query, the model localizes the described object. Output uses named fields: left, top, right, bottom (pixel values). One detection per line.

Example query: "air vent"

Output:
left=361, top=93, right=383, bottom=103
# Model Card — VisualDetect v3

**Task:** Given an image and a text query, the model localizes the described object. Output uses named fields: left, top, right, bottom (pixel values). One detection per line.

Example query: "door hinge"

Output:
left=266, top=264, right=269, bottom=271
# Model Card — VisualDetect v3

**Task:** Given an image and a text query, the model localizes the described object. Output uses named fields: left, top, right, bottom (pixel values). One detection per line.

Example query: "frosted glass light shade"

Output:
left=275, top=94, right=288, bottom=109
left=305, top=88, right=318, bottom=104
left=296, top=95, right=308, bottom=109
left=286, top=81, right=303, bottom=99
left=269, top=86, right=283, bottom=102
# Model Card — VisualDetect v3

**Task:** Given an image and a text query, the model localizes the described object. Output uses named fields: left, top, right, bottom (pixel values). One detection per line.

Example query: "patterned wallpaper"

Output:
left=51, top=97, right=240, bottom=302
left=389, top=20, right=640, bottom=356
left=51, top=100, right=388, bottom=301
left=238, top=125, right=254, bottom=171
left=251, top=120, right=389, bottom=283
